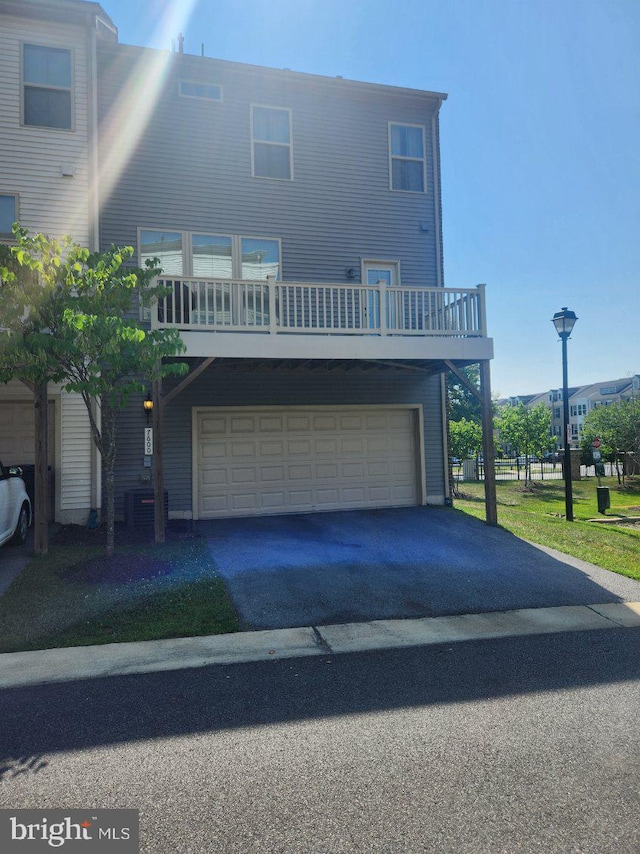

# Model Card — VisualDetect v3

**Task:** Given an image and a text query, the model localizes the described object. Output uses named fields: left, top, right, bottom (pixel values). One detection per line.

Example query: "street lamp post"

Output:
left=552, top=307, right=578, bottom=522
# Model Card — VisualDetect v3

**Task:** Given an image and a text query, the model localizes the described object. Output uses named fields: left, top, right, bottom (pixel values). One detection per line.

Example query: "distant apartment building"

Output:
left=499, top=375, right=640, bottom=448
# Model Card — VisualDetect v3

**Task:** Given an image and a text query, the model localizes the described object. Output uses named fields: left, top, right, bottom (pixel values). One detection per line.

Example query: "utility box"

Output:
left=596, top=486, right=610, bottom=515
left=124, top=489, right=168, bottom=529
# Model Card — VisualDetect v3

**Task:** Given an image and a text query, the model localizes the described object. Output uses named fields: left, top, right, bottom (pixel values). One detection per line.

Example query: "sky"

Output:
left=102, top=0, right=639, bottom=398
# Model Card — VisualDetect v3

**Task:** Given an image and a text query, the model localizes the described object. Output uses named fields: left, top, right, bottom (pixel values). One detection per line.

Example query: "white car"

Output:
left=0, top=461, right=32, bottom=547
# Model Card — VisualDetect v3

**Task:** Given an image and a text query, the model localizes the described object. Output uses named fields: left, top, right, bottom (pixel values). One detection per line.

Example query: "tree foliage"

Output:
left=581, top=399, right=640, bottom=484
left=449, top=418, right=483, bottom=461
left=0, top=226, right=188, bottom=555
left=447, top=364, right=481, bottom=423
left=495, top=402, right=555, bottom=483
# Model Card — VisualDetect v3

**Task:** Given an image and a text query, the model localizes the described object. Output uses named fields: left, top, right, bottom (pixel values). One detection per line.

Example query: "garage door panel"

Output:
left=231, top=493, right=258, bottom=510
left=201, top=468, right=228, bottom=485
left=259, top=441, right=285, bottom=456
left=286, top=415, right=311, bottom=431
left=0, top=400, right=55, bottom=466
left=262, top=491, right=286, bottom=509
left=261, top=465, right=286, bottom=482
left=258, top=416, right=284, bottom=432
left=287, top=439, right=312, bottom=455
left=196, top=407, right=420, bottom=519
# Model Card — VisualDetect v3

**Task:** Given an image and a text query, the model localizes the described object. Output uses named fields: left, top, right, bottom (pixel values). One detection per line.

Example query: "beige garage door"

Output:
left=195, top=407, right=421, bottom=519
left=0, top=401, right=55, bottom=466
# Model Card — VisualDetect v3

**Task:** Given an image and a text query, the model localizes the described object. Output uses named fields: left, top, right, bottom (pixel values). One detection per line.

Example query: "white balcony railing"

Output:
left=151, top=277, right=487, bottom=338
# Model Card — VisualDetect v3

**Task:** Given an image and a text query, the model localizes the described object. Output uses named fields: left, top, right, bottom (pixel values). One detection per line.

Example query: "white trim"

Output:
left=250, top=104, right=293, bottom=181
left=192, top=404, right=425, bottom=520
left=388, top=122, right=426, bottom=193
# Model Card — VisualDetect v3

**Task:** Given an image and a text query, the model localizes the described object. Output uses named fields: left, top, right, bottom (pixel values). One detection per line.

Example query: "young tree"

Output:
left=495, top=402, right=553, bottom=484
left=2, top=227, right=187, bottom=555
left=582, top=399, right=640, bottom=485
left=0, top=235, right=71, bottom=553
left=449, top=418, right=483, bottom=461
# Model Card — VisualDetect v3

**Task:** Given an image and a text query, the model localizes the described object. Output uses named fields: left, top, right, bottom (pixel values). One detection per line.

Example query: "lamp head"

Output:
left=552, top=307, right=578, bottom=339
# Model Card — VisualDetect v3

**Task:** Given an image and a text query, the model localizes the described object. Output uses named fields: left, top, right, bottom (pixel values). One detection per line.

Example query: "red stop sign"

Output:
left=593, top=437, right=602, bottom=449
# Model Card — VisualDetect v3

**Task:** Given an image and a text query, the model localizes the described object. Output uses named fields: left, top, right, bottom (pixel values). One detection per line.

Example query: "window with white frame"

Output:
left=23, top=43, right=72, bottom=129
left=389, top=123, right=425, bottom=192
left=0, top=194, right=18, bottom=238
left=179, top=80, right=222, bottom=102
left=251, top=105, right=292, bottom=180
left=139, top=229, right=281, bottom=280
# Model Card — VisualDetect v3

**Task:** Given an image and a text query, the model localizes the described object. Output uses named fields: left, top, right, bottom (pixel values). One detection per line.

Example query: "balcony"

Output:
left=151, top=277, right=493, bottom=362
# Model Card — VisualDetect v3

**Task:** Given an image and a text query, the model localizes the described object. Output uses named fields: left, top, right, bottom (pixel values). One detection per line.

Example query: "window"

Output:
left=0, top=194, right=17, bottom=237
left=23, top=44, right=72, bottom=129
left=251, top=105, right=292, bottom=180
left=139, top=230, right=281, bottom=280
left=240, top=237, right=280, bottom=279
left=192, top=234, right=232, bottom=278
left=140, top=230, right=184, bottom=275
left=179, top=80, right=222, bottom=102
left=389, top=123, right=425, bottom=192
left=362, top=260, right=399, bottom=287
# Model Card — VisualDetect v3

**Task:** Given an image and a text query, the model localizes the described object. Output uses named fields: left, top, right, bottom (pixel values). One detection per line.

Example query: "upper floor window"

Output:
left=389, top=123, right=425, bottom=192
left=23, top=44, right=72, bottom=130
left=179, top=80, right=222, bottom=102
left=251, top=105, right=292, bottom=180
left=0, top=194, right=17, bottom=238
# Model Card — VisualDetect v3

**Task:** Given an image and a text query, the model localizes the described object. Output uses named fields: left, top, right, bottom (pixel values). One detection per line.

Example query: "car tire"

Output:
left=10, top=503, right=29, bottom=546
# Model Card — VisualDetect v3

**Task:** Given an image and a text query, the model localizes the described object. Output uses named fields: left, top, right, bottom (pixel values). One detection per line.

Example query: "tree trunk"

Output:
left=33, top=381, right=49, bottom=555
left=105, top=464, right=115, bottom=557
left=102, top=402, right=118, bottom=557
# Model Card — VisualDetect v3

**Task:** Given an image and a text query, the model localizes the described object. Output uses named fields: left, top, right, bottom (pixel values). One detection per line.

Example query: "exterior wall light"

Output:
left=143, top=391, right=154, bottom=424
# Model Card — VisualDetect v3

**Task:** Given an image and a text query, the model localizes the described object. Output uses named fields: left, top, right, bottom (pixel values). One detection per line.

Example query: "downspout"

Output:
left=430, top=101, right=445, bottom=288
left=87, top=15, right=102, bottom=515
left=432, top=99, right=448, bottom=499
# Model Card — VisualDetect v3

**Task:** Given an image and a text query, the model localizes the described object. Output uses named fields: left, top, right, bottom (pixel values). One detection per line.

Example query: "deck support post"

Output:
left=152, top=376, right=165, bottom=544
left=479, top=359, right=497, bottom=526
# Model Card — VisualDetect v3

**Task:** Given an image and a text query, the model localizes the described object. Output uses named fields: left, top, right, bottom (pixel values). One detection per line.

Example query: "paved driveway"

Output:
left=199, top=507, right=640, bottom=630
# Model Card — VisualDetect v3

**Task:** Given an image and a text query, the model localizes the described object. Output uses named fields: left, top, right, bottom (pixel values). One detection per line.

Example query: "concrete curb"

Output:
left=1, top=602, right=639, bottom=689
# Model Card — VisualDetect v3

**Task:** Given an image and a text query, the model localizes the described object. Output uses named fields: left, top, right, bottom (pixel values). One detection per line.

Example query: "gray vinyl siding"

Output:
left=112, top=366, right=445, bottom=518
left=0, top=12, right=91, bottom=245
left=97, top=46, right=443, bottom=287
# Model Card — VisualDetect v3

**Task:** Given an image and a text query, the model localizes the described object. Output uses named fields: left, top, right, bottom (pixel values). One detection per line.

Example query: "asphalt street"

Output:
left=2, top=627, right=640, bottom=853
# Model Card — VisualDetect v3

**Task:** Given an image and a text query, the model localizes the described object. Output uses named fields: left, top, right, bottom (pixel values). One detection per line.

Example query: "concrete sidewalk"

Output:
left=1, top=601, right=639, bottom=689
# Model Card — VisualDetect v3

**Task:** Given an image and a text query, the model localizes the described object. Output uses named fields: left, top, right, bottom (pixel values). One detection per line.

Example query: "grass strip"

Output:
left=454, top=476, right=640, bottom=580
left=0, top=537, right=239, bottom=653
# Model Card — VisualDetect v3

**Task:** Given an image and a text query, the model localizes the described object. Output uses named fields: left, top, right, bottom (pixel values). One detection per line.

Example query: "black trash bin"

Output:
left=596, top=486, right=610, bottom=515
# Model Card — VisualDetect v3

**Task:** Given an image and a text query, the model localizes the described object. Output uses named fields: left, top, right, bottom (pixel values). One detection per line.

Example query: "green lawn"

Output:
left=454, top=476, right=640, bottom=581
left=0, top=535, right=239, bottom=653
